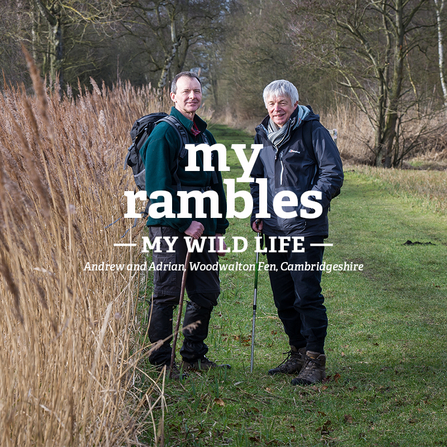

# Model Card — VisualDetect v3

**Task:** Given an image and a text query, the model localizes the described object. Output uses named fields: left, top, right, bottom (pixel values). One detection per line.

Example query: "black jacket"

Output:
left=250, top=106, right=343, bottom=237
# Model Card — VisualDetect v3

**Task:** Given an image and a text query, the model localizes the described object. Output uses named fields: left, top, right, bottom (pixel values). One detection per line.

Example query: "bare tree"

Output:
left=22, top=0, right=117, bottom=88
left=120, top=0, right=225, bottom=91
left=289, top=0, right=434, bottom=167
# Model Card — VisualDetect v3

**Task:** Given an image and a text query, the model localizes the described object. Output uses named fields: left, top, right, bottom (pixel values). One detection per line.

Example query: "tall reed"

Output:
left=0, top=53, right=168, bottom=446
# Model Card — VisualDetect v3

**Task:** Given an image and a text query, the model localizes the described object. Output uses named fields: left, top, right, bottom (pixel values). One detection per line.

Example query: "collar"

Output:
left=170, top=106, right=207, bottom=135
left=257, top=105, right=311, bottom=137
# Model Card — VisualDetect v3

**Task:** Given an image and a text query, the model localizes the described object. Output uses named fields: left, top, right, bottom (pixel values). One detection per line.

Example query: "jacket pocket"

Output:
left=277, top=215, right=307, bottom=234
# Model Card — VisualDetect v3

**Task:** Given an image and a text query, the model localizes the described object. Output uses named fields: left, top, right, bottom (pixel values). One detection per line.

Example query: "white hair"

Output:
left=263, top=80, right=299, bottom=108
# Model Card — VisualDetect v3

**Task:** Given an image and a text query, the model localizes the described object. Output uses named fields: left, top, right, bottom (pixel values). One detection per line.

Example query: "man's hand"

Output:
left=185, top=221, right=204, bottom=239
left=215, top=233, right=227, bottom=257
left=252, top=219, right=263, bottom=233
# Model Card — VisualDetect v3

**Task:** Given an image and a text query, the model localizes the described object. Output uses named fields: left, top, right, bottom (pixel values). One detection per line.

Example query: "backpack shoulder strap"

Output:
left=201, top=130, right=218, bottom=184
left=157, top=115, right=190, bottom=191
left=160, top=116, right=218, bottom=185
left=201, top=131, right=210, bottom=145
left=159, top=115, right=189, bottom=159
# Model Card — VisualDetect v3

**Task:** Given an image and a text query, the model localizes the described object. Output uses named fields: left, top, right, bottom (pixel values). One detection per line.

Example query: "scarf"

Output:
left=266, top=105, right=310, bottom=149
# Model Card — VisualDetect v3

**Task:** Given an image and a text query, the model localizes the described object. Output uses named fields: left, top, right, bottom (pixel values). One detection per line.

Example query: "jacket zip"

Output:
left=280, top=159, right=284, bottom=185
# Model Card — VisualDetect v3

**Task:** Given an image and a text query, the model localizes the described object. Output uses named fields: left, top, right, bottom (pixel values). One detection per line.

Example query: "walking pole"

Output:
left=250, top=222, right=262, bottom=373
left=169, top=250, right=192, bottom=377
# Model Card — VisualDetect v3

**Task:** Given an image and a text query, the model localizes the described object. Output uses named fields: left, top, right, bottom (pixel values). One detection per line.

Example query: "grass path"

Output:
left=142, top=125, right=447, bottom=446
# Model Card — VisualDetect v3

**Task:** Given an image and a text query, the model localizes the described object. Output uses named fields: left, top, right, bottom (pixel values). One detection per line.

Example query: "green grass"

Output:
left=137, top=125, right=447, bottom=446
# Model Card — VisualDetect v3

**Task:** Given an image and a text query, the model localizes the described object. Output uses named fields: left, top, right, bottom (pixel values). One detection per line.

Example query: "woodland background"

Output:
left=2, top=0, right=447, bottom=168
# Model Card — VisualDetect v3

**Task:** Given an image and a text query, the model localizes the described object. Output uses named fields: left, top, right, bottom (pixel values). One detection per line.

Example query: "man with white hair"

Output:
left=250, top=80, right=343, bottom=385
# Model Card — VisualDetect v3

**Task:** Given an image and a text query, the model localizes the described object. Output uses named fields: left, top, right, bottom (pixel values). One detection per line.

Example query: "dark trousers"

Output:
left=147, top=226, right=220, bottom=365
left=266, top=235, right=327, bottom=353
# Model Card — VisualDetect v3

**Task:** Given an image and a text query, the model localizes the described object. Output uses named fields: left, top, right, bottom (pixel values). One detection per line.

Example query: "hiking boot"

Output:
left=181, top=356, right=231, bottom=371
left=268, top=346, right=307, bottom=375
left=291, top=351, right=326, bottom=385
left=156, top=361, right=187, bottom=380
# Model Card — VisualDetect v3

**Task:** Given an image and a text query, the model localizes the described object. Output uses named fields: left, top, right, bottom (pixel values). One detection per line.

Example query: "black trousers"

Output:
left=265, top=235, right=327, bottom=354
left=147, top=226, right=220, bottom=365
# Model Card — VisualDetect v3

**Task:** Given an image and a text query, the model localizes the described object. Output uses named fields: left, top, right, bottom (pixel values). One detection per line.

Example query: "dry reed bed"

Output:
left=0, top=55, right=168, bottom=446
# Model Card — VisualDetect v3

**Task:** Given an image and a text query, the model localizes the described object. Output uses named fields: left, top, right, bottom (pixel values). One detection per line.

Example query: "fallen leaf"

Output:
left=317, top=420, right=333, bottom=435
left=323, top=373, right=341, bottom=383
left=242, top=338, right=251, bottom=346
left=344, top=414, right=353, bottom=424
left=322, top=420, right=332, bottom=433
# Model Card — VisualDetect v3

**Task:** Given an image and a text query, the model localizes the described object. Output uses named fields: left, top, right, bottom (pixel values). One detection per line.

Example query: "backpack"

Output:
left=124, top=113, right=190, bottom=191
left=123, top=112, right=217, bottom=222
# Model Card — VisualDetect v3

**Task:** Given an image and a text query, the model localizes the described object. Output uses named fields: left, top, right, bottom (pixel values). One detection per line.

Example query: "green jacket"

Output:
left=140, top=107, right=229, bottom=235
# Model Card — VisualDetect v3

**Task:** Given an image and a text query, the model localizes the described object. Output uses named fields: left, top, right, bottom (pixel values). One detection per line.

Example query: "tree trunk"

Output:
left=375, top=67, right=387, bottom=166
left=157, top=39, right=181, bottom=91
left=157, top=11, right=179, bottom=91
left=434, top=0, right=447, bottom=107
left=50, top=19, right=64, bottom=88
left=381, top=0, right=405, bottom=167
left=34, top=0, right=64, bottom=89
